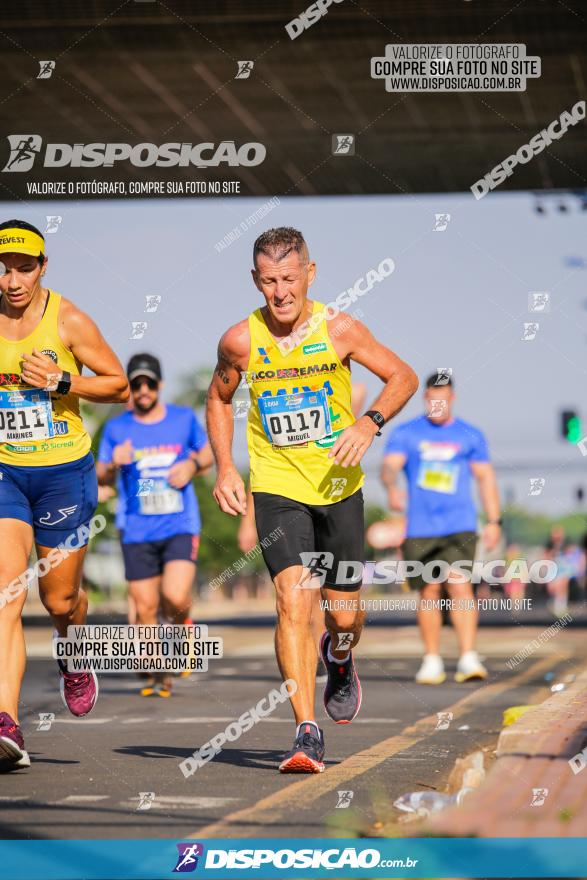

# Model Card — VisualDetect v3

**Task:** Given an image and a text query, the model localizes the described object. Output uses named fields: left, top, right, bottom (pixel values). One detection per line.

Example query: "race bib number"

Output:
left=0, top=389, right=54, bottom=443
left=138, top=479, right=184, bottom=515
left=258, top=389, right=332, bottom=447
left=417, top=461, right=459, bottom=494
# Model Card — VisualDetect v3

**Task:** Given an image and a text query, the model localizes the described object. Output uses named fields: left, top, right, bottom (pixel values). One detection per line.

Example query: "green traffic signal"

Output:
left=567, top=416, right=582, bottom=443
left=561, top=410, right=582, bottom=443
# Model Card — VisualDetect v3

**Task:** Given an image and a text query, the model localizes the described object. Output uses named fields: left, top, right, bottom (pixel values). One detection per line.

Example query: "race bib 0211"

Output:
left=0, top=389, right=54, bottom=444
left=258, top=388, right=332, bottom=447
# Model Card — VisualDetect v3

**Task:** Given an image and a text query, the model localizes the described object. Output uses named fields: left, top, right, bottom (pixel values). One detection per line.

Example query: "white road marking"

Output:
left=123, top=796, right=239, bottom=809
left=164, top=717, right=241, bottom=724
left=28, top=715, right=401, bottom=726
left=53, top=795, right=110, bottom=804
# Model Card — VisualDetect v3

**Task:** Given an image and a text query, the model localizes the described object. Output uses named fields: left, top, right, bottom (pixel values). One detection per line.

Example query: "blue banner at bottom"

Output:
left=1, top=837, right=586, bottom=879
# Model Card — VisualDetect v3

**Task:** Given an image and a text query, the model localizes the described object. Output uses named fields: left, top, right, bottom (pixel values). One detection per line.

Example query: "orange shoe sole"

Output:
left=279, top=751, right=325, bottom=773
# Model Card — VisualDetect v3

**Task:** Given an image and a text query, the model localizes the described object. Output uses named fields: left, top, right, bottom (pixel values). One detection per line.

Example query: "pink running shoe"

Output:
left=58, top=660, right=99, bottom=717
left=0, top=711, right=30, bottom=769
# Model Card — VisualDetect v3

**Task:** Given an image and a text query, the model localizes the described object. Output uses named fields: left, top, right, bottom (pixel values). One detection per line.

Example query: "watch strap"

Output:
left=56, top=370, right=71, bottom=395
left=365, top=410, right=385, bottom=436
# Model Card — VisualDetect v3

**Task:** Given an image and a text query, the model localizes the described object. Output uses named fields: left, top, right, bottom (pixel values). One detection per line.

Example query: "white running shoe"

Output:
left=455, top=651, right=488, bottom=683
left=415, top=654, right=446, bottom=685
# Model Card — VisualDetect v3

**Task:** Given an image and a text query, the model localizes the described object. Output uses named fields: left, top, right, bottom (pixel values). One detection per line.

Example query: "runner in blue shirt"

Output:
left=97, top=353, right=213, bottom=696
left=381, top=372, right=501, bottom=685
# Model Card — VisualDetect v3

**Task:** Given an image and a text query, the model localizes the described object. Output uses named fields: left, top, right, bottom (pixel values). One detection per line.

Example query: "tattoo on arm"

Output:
left=215, top=365, right=231, bottom=384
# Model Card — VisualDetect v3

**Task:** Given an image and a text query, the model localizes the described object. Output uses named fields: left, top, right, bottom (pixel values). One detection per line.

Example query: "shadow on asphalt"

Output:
left=112, top=743, right=335, bottom=771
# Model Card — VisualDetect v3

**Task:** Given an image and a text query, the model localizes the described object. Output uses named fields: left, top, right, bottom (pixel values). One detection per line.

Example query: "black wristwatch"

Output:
left=487, top=517, right=503, bottom=526
left=364, top=410, right=385, bottom=435
left=56, top=370, right=72, bottom=395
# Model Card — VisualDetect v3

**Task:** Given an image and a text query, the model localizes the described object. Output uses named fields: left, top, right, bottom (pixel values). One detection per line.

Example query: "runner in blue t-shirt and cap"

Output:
left=97, top=353, right=213, bottom=696
left=381, top=371, right=502, bottom=684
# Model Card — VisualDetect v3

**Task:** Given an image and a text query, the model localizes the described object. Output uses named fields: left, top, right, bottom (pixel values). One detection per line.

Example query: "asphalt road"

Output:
left=1, top=624, right=585, bottom=841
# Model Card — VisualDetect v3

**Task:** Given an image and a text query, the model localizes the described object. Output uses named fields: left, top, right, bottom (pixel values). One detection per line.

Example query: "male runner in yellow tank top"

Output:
left=0, top=219, right=129, bottom=771
left=207, top=227, right=418, bottom=773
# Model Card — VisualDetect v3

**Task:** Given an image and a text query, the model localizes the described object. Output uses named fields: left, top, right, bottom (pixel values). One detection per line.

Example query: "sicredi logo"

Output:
left=3, top=136, right=267, bottom=171
left=303, top=342, right=327, bottom=355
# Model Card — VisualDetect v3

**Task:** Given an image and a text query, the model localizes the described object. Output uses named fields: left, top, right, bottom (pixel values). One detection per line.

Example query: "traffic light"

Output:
left=561, top=410, right=581, bottom=443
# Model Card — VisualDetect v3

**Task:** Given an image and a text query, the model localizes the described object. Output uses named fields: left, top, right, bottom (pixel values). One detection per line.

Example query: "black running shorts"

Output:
left=252, top=489, right=364, bottom=592
left=401, top=531, right=478, bottom=590
left=121, top=533, right=199, bottom=581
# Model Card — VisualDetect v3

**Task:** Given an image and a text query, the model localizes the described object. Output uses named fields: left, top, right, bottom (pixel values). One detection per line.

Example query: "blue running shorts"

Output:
left=0, top=452, right=98, bottom=548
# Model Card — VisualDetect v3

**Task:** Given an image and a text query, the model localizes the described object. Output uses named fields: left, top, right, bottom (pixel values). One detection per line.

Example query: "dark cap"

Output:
left=127, top=353, right=162, bottom=383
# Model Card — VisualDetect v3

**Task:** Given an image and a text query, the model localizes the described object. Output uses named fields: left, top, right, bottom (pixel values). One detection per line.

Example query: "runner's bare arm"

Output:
left=206, top=320, right=250, bottom=515
left=21, top=299, right=129, bottom=403
left=328, top=314, right=418, bottom=467
left=189, top=441, right=214, bottom=476
left=96, top=439, right=135, bottom=486
left=381, top=452, right=407, bottom=511
left=471, top=460, right=502, bottom=550
left=95, top=461, right=116, bottom=486
left=237, top=488, right=258, bottom=553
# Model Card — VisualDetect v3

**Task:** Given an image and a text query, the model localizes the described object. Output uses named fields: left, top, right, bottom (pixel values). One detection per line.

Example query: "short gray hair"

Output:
left=253, top=227, right=308, bottom=266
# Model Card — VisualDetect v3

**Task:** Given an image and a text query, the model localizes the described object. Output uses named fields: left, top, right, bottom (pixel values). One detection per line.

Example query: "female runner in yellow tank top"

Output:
left=0, top=219, right=128, bottom=770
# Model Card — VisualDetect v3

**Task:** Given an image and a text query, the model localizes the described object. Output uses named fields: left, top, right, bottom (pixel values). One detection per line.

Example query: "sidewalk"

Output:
left=420, top=663, right=587, bottom=837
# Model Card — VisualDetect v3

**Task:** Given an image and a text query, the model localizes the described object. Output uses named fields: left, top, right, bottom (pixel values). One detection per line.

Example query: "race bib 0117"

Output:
left=258, top=388, right=332, bottom=447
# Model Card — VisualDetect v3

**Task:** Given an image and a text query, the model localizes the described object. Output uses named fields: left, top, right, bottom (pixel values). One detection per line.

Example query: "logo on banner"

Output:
left=2, top=136, right=266, bottom=171
left=173, top=843, right=204, bottom=873
left=3, top=135, right=42, bottom=172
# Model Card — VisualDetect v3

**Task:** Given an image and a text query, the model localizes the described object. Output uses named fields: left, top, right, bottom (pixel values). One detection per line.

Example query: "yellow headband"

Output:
left=0, top=227, right=45, bottom=257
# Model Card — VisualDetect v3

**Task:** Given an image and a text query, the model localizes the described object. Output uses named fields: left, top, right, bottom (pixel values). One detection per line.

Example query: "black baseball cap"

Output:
left=127, top=353, right=162, bottom=383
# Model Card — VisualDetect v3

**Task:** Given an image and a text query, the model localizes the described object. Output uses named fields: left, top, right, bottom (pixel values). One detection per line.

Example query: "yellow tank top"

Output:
left=0, top=290, right=91, bottom=466
left=247, top=300, right=364, bottom=505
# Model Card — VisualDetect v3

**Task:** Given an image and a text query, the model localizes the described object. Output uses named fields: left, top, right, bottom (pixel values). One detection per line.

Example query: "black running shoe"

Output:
left=320, top=631, right=362, bottom=724
left=279, top=723, right=325, bottom=773
left=316, top=658, right=328, bottom=682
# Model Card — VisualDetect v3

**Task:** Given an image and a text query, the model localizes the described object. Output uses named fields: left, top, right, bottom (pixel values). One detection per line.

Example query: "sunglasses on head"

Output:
left=130, top=376, right=158, bottom=392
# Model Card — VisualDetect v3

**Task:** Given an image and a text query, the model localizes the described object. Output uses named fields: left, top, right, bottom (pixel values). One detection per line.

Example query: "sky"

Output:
left=2, top=190, right=586, bottom=515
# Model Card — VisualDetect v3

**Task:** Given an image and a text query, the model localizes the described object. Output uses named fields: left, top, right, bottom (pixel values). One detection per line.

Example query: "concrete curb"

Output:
left=419, top=666, right=587, bottom=837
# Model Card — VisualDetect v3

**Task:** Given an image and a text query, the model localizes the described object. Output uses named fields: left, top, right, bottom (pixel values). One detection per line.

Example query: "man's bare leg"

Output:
left=448, top=575, right=487, bottom=681
left=274, top=566, right=316, bottom=724
left=417, top=581, right=443, bottom=656
left=447, top=579, right=477, bottom=654
left=321, top=587, right=365, bottom=657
